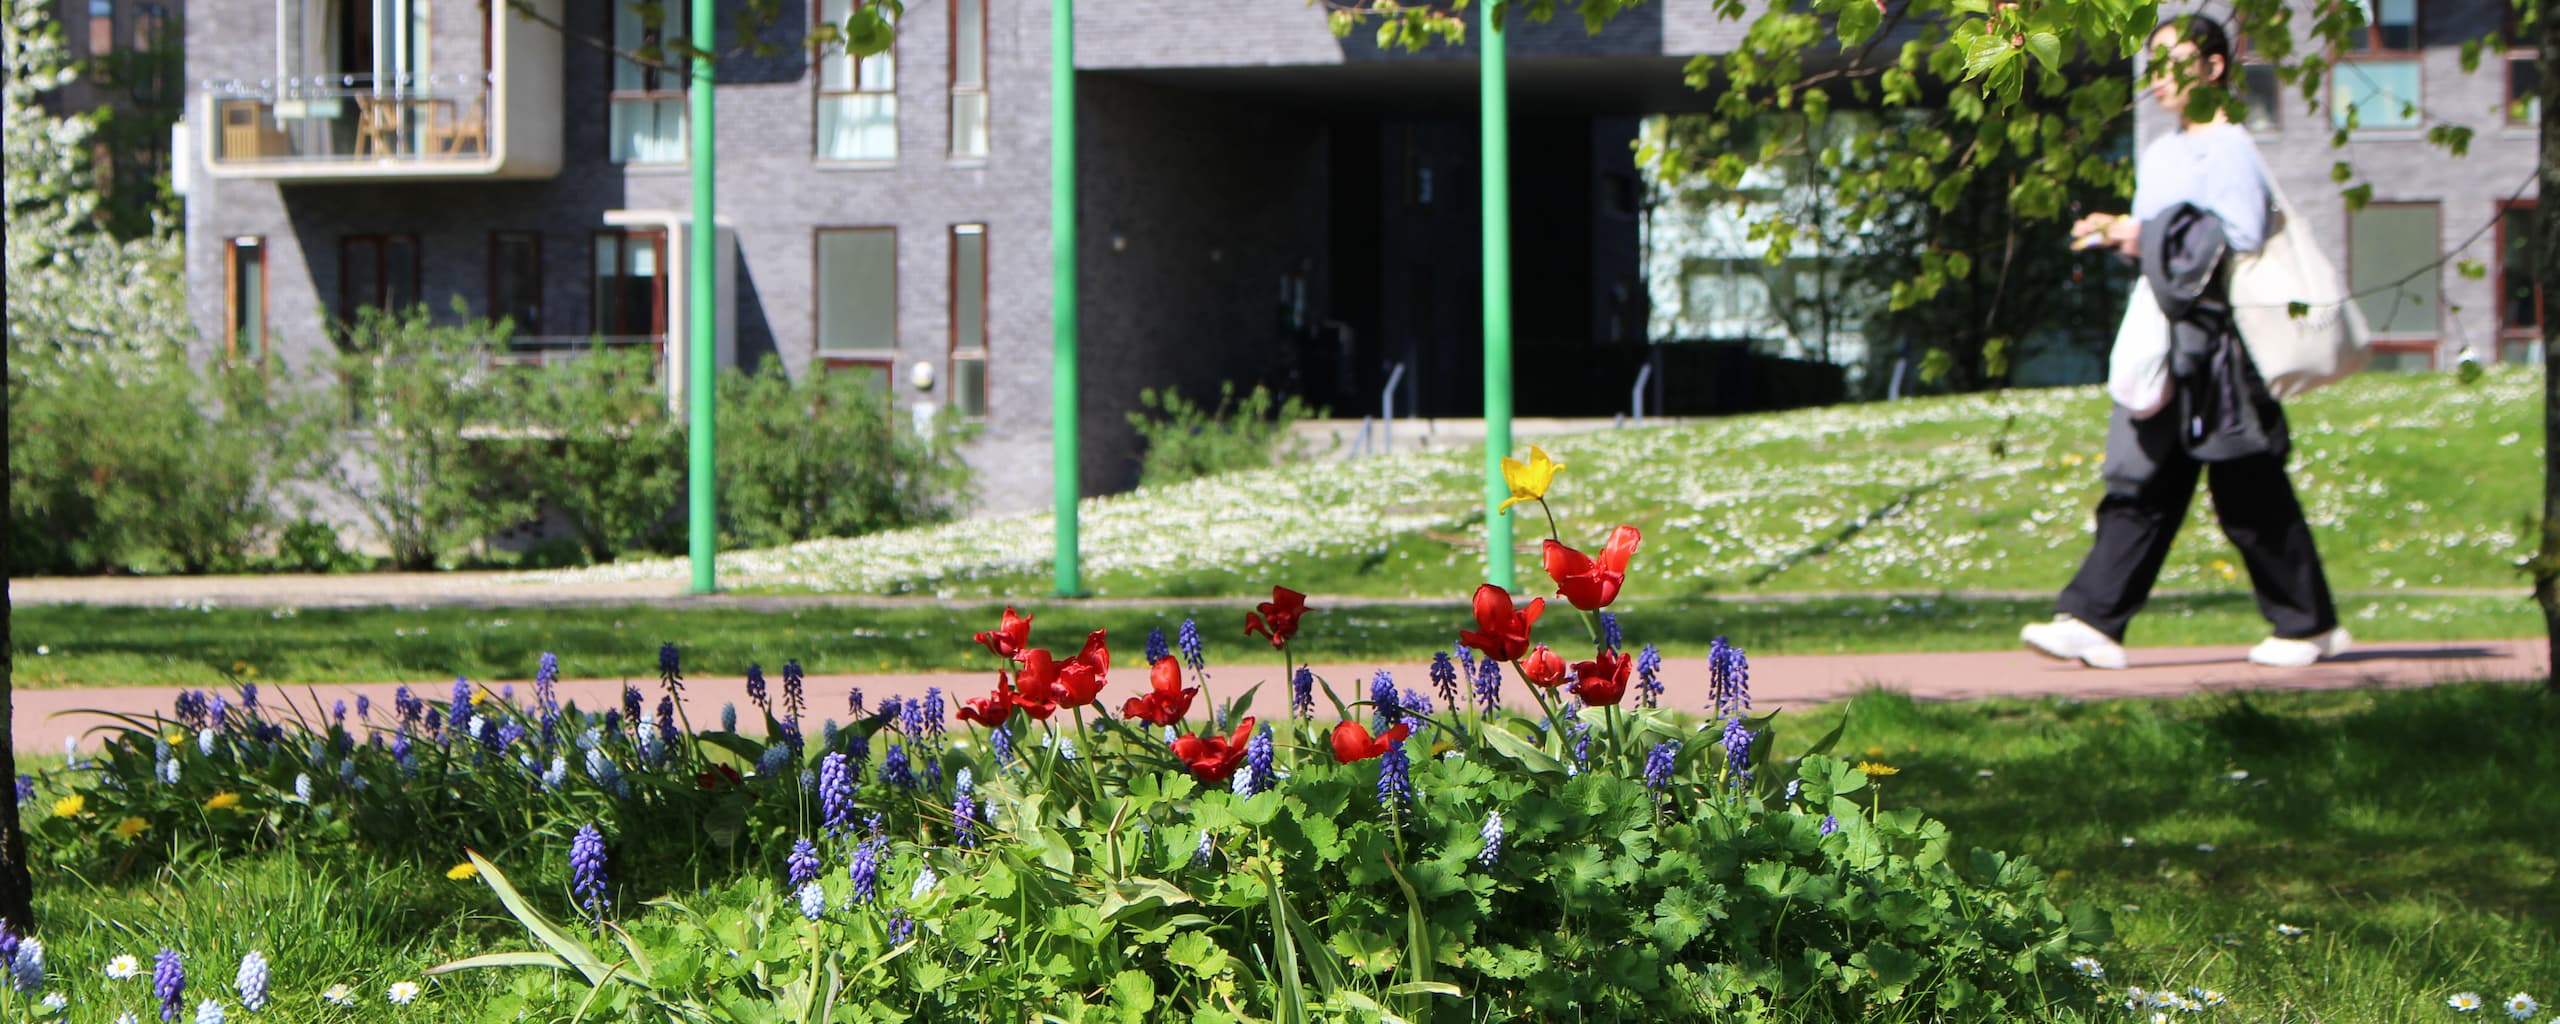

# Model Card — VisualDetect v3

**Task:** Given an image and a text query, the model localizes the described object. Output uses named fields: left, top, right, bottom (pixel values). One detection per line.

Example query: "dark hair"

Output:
left=2151, top=13, right=2234, bottom=85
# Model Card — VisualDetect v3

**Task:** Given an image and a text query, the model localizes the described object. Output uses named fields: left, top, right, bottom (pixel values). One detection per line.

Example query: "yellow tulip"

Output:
left=1497, top=446, right=1565, bottom=514
left=447, top=862, right=479, bottom=880
left=204, top=792, right=242, bottom=811
left=50, top=794, right=85, bottom=818
left=114, top=816, right=151, bottom=840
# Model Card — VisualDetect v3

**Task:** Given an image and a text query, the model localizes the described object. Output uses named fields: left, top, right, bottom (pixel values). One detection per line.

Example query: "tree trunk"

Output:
left=2541, top=0, right=2560, bottom=695
left=0, top=438, right=33, bottom=931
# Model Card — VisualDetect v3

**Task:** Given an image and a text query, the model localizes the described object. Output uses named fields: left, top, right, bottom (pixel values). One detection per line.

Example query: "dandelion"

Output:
left=386, top=980, right=421, bottom=1005
left=570, top=825, right=610, bottom=922
left=1475, top=811, right=1504, bottom=868
left=1643, top=741, right=1679, bottom=791
left=447, top=862, right=478, bottom=881
left=2509, top=994, right=2542, bottom=1021
left=49, top=794, right=83, bottom=818
left=321, top=984, right=355, bottom=1007
left=2069, top=956, right=2104, bottom=979
left=153, top=950, right=184, bottom=1022
left=107, top=955, right=142, bottom=980
left=2452, top=993, right=2484, bottom=1013
left=194, top=998, right=223, bottom=1024
left=235, top=952, right=268, bottom=1012
left=1853, top=761, right=1898, bottom=777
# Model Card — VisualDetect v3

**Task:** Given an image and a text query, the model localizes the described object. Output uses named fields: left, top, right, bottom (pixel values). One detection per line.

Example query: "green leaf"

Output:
left=1164, top=931, right=1234, bottom=979
left=1962, top=34, right=2016, bottom=78
left=1838, top=0, right=1881, bottom=46
left=2024, top=31, right=2062, bottom=73
left=2457, top=258, right=2488, bottom=280
left=1852, top=940, right=1924, bottom=999
left=841, top=7, right=895, bottom=56
left=1801, top=712, right=1848, bottom=758
left=1481, top=722, right=1567, bottom=776
left=1648, top=887, right=1719, bottom=952
left=427, top=951, right=577, bottom=974
left=1107, top=970, right=1156, bottom=1024
left=446, top=850, right=639, bottom=990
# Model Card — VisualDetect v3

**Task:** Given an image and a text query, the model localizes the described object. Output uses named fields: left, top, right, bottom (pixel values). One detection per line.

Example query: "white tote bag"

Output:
left=2108, top=276, right=2173, bottom=419
left=2227, top=151, right=2373, bottom=398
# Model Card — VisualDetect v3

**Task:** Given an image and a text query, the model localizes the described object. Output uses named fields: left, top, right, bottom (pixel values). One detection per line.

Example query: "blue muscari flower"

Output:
left=757, top=743, right=792, bottom=776
left=847, top=835, right=882, bottom=904
left=887, top=908, right=916, bottom=945
left=153, top=949, right=184, bottom=1022
left=1429, top=651, right=1459, bottom=710
left=601, top=710, right=621, bottom=735
left=745, top=662, right=770, bottom=718
left=1475, top=811, right=1504, bottom=868
left=1055, top=735, right=1079, bottom=761
left=585, top=748, right=622, bottom=793
left=1290, top=665, right=1315, bottom=720
left=952, top=769, right=980, bottom=847
left=175, top=690, right=209, bottom=728
left=393, top=686, right=422, bottom=728
left=197, top=728, right=217, bottom=757
left=1708, top=637, right=1751, bottom=716
left=1635, top=643, right=1664, bottom=709
left=235, top=951, right=268, bottom=1012
left=1474, top=658, right=1504, bottom=713
left=543, top=756, right=568, bottom=789
left=356, top=693, right=373, bottom=721
left=922, top=688, right=947, bottom=741
left=0, top=921, right=20, bottom=966
left=881, top=744, right=915, bottom=790
left=160, top=756, right=182, bottom=785
left=11, top=935, right=43, bottom=992
left=1644, top=740, right=1680, bottom=791
left=1399, top=688, right=1433, bottom=735
left=1377, top=744, right=1414, bottom=816
left=238, top=681, right=259, bottom=710
left=788, top=837, right=823, bottom=888
left=449, top=677, right=475, bottom=734
left=894, top=695, right=921, bottom=739
left=195, top=997, right=224, bottom=1024
left=1145, top=627, right=1171, bottom=665
left=1722, top=715, right=1754, bottom=785
left=1599, top=611, right=1622, bottom=652
left=823, top=720, right=842, bottom=748
left=332, top=699, right=348, bottom=726
left=1784, top=778, right=1802, bottom=805
left=577, top=726, right=603, bottom=752
left=498, top=721, right=527, bottom=750
left=848, top=687, right=866, bottom=716
left=1192, top=828, right=1215, bottom=867
left=390, top=733, right=416, bottom=776
left=501, top=683, right=516, bottom=705
left=1246, top=725, right=1278, bottom=796
left=796, top=881, right=827, bottom=922
left=657, top=642, right=683, bottom=695
left=1369, top=671, right=1400, bottom=732
left=819, top=753, right=857, bottom=834
left=721, top=703, right=738, bottom=733
left=10, top=775, right=28, bottom=804
left=570, top=825, right=610, bottom=922
left=783, top=659, right=807, bottom=725
left=1570, top=719, right=1592, bottom=770
left=1819, top=814, right=1839, bottom=836
left=536, top=650, right=560, bottom=702
left=621, top=685, right=644, bottom=729
left=339, top=757, right=358, bottom=788
left=1178, top=618, right=1207, bottom=678
left=635, top=722, right=667, bottom=765
left=206, top=692, right=227, bottom=727
left=990, top=726, right=1014, bottom=766
left=292, top=773, right=313, bottom=802
left=1455, top=641, right=1476, bottom=678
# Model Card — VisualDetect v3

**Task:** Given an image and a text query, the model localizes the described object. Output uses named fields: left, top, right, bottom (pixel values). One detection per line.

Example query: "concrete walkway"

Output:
left=16, top=638, right=2545, bottom=754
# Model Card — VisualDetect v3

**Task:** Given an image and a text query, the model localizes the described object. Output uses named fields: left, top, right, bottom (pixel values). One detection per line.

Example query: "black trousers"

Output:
left=2056, top=404, right=2339, bottom=642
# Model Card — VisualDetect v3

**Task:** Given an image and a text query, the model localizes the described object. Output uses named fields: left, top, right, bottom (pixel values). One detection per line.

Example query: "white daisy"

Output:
left=2196, top=843, right=2217, bottom=854
left=2275, top=923, right=2307, bottom=937
left=40, top=992, right=68, bottom=1014
left=104, top=954, right=141, bottom=980
left=2188, top=987, right=2227, bottom=1008
left=2069, top=956, right=2104, bottom=979
left=386, top=981, right=422, bottom=1006
left=2124, top=986, right=2149, bottom=1011
left=2508, top=994, right=2540, bottom=1021
left=2451, top=992, right=2484, bottom=1013
left=322, top=984, right=357, bottom=1007
left=115, top=1014, right=138, bottom=1024
left=2121, top=836, right=2138, bottom=847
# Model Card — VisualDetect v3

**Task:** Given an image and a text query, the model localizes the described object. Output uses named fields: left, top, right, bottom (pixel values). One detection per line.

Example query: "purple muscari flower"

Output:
left=1599, top=612, right=1622, bottom=653
left=783, top=659, right=807, bottom=725
left=1474, top=658, right=1504, bottom=714
left=847, top=686, right=865, bottom=717
left=622, top=685, right=644, bottom=729
left=952, top=769, right=979, bottom=847
left=390, top=734, right=415, bottom=776
left=847, top=835, right=882, bottom=904
left=340, top=758, right=359, bottom=788
left=923, top=688, right=946, bottom=740
left=11, top=935, right=43, bottom=992
left=12, top=775, right=31, bottom=804
left=1819, top=814, right=1839, bottom=836
left=721, top=703, right=738, bottom=733
left=893, top=695, right=920, bottom=738
left=657, top=642, right=684, bottom=696
left=1784, top=778, right=1802, bottom=804
left=1192, top=828, right=1216, bottom=867
left=787, top=837, right=823, bottom=888
left=1636, top=643, right=1664, bottom=709
left=0, top=921, right=17, bottom=967
left=423, top=708, right=445, bottom=741
left=536, top=651, right=560, bottom=703
left=235, top=950, right=269, bottom=1011
left=1570, top=719, right=1592, bottom=769
left=449, top=677, right=475, bottom=733
left=356, top=693, right=373, bottom=721
left=501, top=684, right=516, bottom=705
left=1709, top=637, right=1751, bottom=716
left=208, top=694, right=230, bottom=730
left=990, top=725, right=1014, bottom=765
left=1290, top=665, right=1315, bottom=720
left=1246, top=724, right=1278, bottom=796
left=1145, top=627, right=1171, bottom=665
left=478, top=715, right=506, bottom=753
left=656, top=695, right=680, bottom=750
left=498, top=721, right=528, bottom=750
left=570, top=824, right=611, bottom=921
left=1377, top=744, right=1413, bottom=816
left=154, top=949, right=185, bottom=1022
left=1644, top=740, right=1680, bottom=791
left=1178, top=618, right=1207, bottom=678
left=881, top=744, right=915, bottom=790
left=394, top=686, right=423, bottom=728
left=238, top=682, right=259, bottom=710
left=1475, top=811, right=1504, bottom=868
left=1369, top=671, right=1400, bottom=732
left=1429, top=651, right=1459, bottom=710
left=819, top=753, right=857, bottom=835
left=745, top=662, right=771, bottom=718
left=175, top=690, right=209, bottom=728
left=1721, top=715, right=1754, bottom=785
left=602, top=711, right=623, bottom=734
left=332, top=699, right=349, bottom=726
left=1456, top=641, right=1477, bottom=678
left=887, top=909, right=916, bottom=945
left=1399, top=688, right=1433, bottom=735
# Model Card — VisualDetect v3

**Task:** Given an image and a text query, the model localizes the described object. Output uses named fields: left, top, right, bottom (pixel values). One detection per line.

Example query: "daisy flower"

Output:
left=322, top=984, right=356, bottom=1007
left=386, top=981, right=422, bottom=1005
left=2069, top=956, right=2104, bottom=979
left=2507, top=994, right=2540, bottom=1021
left=2275, top=923, right=2307, bottom=937
left=105, top=955, right=141, bottom=980
left=2188, top=987, right=2227, bottom=1008
left=2451, top=992, right=2484, bottom=1013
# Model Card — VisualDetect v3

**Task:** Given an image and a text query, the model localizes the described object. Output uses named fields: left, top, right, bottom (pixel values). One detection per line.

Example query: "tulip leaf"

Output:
left=1801, top=712, right=1849, bottom=758
left=1387, top=981, right=1465, bottom=997
left=1481, top=723, right=1567, bottom=777
left=1097, top=876, right=1194, bottom=922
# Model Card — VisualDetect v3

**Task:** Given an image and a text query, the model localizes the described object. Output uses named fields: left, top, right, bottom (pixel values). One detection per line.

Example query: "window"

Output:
left=226, top=237, right=267, bottom=361
left=339, top=234, right=421, bottom=328
left=87, top=1, right=113, bottom=80
left=2332, top=60, right=2422, bottom=130
left=950, top=0, right=988, bottom=159
left=2500, top=203, right=2539, bottom=364
left=2347, top=203, right=2441, bottom=364
left=950, top=225, right=988, bottom=417
left=2511, top=58, right=2540, bottom=126
left=490, top=232, right=543, bottom=337
left=2346, top=0, right=2415, bottom=51
left=816, top=228, right=897, bottom=364
left=593, top=230, right=669, bottom=338
left=2240, top=63, right=2281, bottom=132
left=818, top=0, right=897, bottom=162
left=610, top=1, right=688, bottom=164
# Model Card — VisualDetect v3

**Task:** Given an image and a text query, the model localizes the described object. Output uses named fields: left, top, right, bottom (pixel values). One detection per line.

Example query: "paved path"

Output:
left=16, top=638, right=2545, bottom=754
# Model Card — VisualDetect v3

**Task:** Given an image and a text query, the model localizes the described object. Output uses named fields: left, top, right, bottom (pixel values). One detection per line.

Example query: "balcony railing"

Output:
left=208, top=80, right=493, bottom=165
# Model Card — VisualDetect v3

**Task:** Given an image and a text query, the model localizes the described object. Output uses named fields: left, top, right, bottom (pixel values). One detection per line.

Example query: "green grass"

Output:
left=10, top=591, right=2542, bottom=688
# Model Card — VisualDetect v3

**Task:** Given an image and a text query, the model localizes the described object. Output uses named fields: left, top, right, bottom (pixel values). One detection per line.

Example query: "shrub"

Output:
left=716, top=359, right=975, bottom=550
left=324, top=303, right=532, bottom=570
left=502, top=345, right=685, bottom=564
left=1127, top=381, right=1327, bottom=487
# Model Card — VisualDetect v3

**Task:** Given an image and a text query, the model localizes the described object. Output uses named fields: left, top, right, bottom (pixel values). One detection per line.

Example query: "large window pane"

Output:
left=611, top=2, right=686, bottom=163
left=951, top=0, right=988, bottom=159
left=2512, top=59, right=2541, bottom=125
left=818, top=229, right=897, bottom=354
left=229, top=238, right=266, bottom=360
left=2333, top=60, right=2421, bottom=130
left=492, top=232, right=543, bottom=336
left=2241, top=64, right=2280, bottom=133
left=2349, top=204, right=2441, bottom=338
left=2502, top=205, right=2539, bottom=338
left=593, top=231, right=666, bottom=338
left=611, top=97, right=687, bottom=164
left=951, top=225, right=987, bottom=417
left=818, top=94, right=898, bottom=161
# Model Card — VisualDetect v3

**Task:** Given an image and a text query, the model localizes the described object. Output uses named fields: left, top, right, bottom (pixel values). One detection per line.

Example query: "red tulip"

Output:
left=974, top=606, right=1034, bottom=660
left=1011, top=650, right=1062, bottom=720
left=1053, top=630, right=1110, bottom=708
left=694, top=764, right=744, bottom=791
left=1243, top=586, right=1309, bottom=649
left=1543, top=525, right=1641, bottom=611
left=1571, top=649, right=1633, bottom=707
left=1458, top=583, right=1544, bottom=663
left=1170, top=717, right=1257, bottom=783
left=1330, top=720, right=1413, bottom=763
left=1122, top=657, right=1198, bottom=727
left=958, top=673, right=1019, bottom=728
left=1521, top=644, right=1568, bottom=688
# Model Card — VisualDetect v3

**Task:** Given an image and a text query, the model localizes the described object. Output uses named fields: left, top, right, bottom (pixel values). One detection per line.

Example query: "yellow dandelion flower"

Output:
left=1854, top=761, right=1900, bottom=777
left=50, top=794, right=85, bottom=818
left=2212, top=559, right=2236, bottom=581
left=231, top=660, right=251, bottom=674
left=114, top=816, right=151, bottom=840
left=1863, top=746, right=1887, bottom=758
left=447, top=862, right=479, bottom=880
left=204, top=792, right=242, bottom=811
left=469, top=687, right=490, bottom=706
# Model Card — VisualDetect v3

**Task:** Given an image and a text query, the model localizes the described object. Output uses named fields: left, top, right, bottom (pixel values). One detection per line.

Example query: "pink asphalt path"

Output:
left=13, top=638, right=2546, bottom=754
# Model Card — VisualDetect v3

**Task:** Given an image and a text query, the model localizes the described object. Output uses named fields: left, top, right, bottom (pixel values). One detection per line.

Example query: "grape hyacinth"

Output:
left=1246, top=724, right=1278, bottom=796
left=881, top=744, right=915, bottom=790
left=796, top=881, right=827, bottom=922
left=818, top=753, right=857, bottom=834
left=1429, top=651, right=1459, bottom=710
left=153, top=950, right=184, bottom=1022
left=1369, top=671, right=1400, bottom=732
left=990, top=725, right=1015, bottom=766
left=1708, top=637, right=1751, bottom=716
left=235, top=951, right=268, bottom=1012
left=655, top=695, right=680, bottom=753
left=542, top=756, right=568, bottom=789
left=1635, top=644, right=1663, bottom=709
left=721, top=703, right=738, bottom=733
left=756, top=743, right=791, bottom=777
left=1819, top=814, right=1839, bottom=835
left=788, top=838, right=823, bottom=888
left=1377, top=743, right=1414, bottom=818
left=847, top=835, right=882, bottom=904
left=1721, top=715, right=1754, bottom=785
left=887, top=909, right=916, bottom=945
left=1475, top=811, right=1505, bottom=868
left=11, top=936, right=42, bottom=992
left=1177, top=618, right=1207, bottom=678
left=1399, top=688, right=1433, bottom=735
left=1643, top=740, right=1680, bottom=792
left=745, top=662, right=771, bottom=718
left=849, top=687, right=867, bottom=717
left=1474, top=657, right=1504, bottom=714
left=1192, top=828, right=1216, bottom=867
left=448, top=678, right=475, bottom=738
left=292, top=773, right=313, bottom=802
left=1783, top=778, right=1802, bottom=805
left=197, top=728, right=216, bottom=757
left=1599, top=611, right=1622, bottom=652
left=175, top=690, right=209, bottom=729
left=570, top=825, right=610, bottom=922
left=657, top=642, right=684, bottom=697
left=1145, top=627, right=1171, bottom=665
left=783, top=659, right=808, bottom=731
left=952, top=770, right=980, bottom=847
left=1290, top=665, right=1316, bottom=720
left=536, top=651, right=561, bottom=714
left=390, top=734, right=415, bottom=777
left=621, top=685, right=644, bottom=729
left=1569, top=719, right=1593, bottom=772
left=195, top=998, right=223, bottom=1024
left=909, top=865, right=940, bottom=901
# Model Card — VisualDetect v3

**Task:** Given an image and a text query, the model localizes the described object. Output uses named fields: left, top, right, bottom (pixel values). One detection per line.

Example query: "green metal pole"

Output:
left=1481, top=0, right=1515, bottom=590
left=1051, top=0, right=1082, bottom=597
left=687, top=0, right=718, bottom=594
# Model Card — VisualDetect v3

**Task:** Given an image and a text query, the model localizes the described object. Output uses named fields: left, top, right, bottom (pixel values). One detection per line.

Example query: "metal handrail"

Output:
left=1380, top=362, right=1407, bottom=454
left=1629, top=363, right=1653, bottom=426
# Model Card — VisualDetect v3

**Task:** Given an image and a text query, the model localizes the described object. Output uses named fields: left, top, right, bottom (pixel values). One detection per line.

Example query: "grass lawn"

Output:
left=9, top=591, right=2542, bottom=689
left=15, top=682, right=2553, bottom=1021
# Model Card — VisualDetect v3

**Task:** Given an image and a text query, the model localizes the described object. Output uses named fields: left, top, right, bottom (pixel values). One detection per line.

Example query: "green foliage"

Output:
left=715, top=358, right=975, bottom=551
left=1127, top=382, right=1327, bottom=488
left=324, top=303, right=534, bottom=571
left=502, top=346, right=686, bottom=564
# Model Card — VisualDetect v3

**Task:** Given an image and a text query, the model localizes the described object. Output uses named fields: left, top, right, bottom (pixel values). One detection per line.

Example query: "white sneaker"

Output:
left=2021, top=615, right=2129, bottom=670
left=2248, top=627, right=2351, bottom=668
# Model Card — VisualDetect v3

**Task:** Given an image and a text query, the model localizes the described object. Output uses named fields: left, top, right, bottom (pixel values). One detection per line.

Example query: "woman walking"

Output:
left=2022, top=13, right=2348, bottom=670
